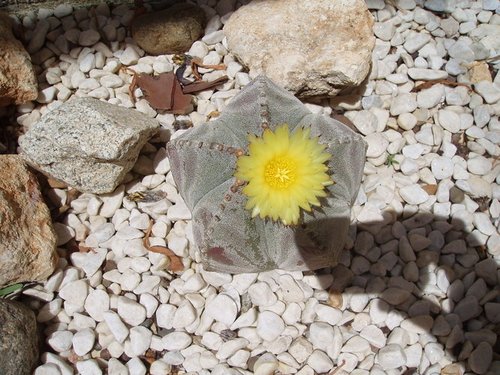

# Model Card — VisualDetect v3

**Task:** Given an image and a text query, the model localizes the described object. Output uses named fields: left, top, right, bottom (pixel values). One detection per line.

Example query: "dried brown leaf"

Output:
left=412, top=79, right=472, bottom=92
left=182, top=75, right=229, bottom=94
left=144, top=220, right=184, bottom=272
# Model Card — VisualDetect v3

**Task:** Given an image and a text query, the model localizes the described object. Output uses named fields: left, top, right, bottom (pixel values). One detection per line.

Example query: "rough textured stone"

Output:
left=131, top=3, right=206, bottom=55
left=0, top=299, right=38, bottom=375
left=0, top=12, right=38, bottom=106
left=223, top=0, right=374, bottom=98
left=0, top=155, right=57, bottom=287
left=19, top=97, right=159, bottom=194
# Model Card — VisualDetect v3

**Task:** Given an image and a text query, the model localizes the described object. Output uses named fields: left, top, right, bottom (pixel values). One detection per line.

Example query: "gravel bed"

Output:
left=11, top=0, right=500, bottom=374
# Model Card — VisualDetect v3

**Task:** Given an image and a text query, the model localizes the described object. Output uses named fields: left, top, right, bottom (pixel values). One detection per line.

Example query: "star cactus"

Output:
left=167, top=76, right=366, bottom=273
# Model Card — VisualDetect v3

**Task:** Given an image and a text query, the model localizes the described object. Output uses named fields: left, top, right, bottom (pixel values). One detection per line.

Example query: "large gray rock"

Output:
left=223, top=0, right=374, bottom=98
left=0, top=299, right=39, bottom=375
left=0, top=155, right=57, bottom=288
left=19, top=97, right=159, bottom=194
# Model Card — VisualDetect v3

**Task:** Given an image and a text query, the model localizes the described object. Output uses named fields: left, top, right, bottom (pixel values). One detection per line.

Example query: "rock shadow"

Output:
left=295, top=210, right=499, bottom=373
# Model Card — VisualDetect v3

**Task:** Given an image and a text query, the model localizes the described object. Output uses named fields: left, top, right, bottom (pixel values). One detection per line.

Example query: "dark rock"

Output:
left=131, top=3, right=206, bottom=55
left=0, top=299, right=39, bottom=375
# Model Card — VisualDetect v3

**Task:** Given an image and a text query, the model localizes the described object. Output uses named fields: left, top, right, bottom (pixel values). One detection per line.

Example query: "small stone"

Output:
left=103, top=310, right=129, bottom=343
left=360, top=325, right=386, bottom=348
left=72, top=328, right=95, bottom=356
left=381, top=287, right=411, bottom=305
left=377, top=344, right=406, bottom=369
left=162, top=331, right=192, bottom=351
left=257, top=311, right=285, bottom=341
left=127, top=326, right=152, bottom=356
left=47, top=330, right=73, bottom=352
left=205, top=294, right=238, bottom=326
left=417, top=85, right=445, bottom=108
left=469, top=342, right=493, bottom=374
left=404, top=32, right=431, bottom=53
left=307, top=350, right=333, bottom=374
left=78, top=29, right=100, bottom=46
left=248, top=282, right=277, bottom=306
left=468, top=156, right=492, bottom=175
left=431, top=156, right=454, bottom=180
left=438, top=110, right=461, bottom=133
left=390, top=93, right=417, bottom=116
left=309, top=322, right=335, bottom=351
left=117, top=296, right=146, bottom=326
left=408, top=68, right=448, bottom=80
left=399, top=184, right=429, bottom=205
left=475, top=81, right=500, bottom=104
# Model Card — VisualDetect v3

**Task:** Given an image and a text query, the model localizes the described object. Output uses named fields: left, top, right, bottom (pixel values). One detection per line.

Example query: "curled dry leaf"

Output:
left=412, top=79, right=472, bottom=92
left=144, top=220, right=184, bottom=272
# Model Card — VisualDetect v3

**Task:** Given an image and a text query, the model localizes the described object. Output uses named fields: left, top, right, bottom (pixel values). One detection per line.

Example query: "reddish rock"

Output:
left=0, top=12, right=38, bottom=106
left=0, top=155, right=57, bottom=287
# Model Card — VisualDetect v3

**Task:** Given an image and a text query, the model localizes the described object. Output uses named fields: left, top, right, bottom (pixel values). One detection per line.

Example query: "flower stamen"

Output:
left=265, top=157, right=297, bottom=189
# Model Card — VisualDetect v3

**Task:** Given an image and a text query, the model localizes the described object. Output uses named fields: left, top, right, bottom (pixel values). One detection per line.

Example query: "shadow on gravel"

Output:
left=297, top=211, right=499, bottom=373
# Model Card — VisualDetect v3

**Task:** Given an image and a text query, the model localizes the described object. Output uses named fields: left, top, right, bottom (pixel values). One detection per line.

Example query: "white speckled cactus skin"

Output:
left=166, top=76, right=366, bottom=273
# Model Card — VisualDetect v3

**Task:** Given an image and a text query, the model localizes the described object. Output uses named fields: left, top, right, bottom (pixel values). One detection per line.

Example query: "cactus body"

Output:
left=167, top=76, right=366, bottom=273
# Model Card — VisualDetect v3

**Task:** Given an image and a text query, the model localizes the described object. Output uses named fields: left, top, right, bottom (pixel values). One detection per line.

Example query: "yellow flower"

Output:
left=235, top=124, right=333, bottom=225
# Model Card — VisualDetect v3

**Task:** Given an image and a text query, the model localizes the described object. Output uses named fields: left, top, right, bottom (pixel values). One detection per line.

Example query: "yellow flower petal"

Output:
left=235, top=124, right=333, bottom=225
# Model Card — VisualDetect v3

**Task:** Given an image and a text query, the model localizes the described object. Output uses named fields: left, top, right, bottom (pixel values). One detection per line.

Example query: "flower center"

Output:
left=264, top=157, right=297, bottom=189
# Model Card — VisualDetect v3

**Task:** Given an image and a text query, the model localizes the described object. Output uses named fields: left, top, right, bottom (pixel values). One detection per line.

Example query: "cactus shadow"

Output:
left=295, top=211, right=499, bottom=373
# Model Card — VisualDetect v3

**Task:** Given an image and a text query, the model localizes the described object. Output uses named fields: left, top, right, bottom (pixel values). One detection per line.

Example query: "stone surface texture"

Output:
left=223, top=0, right=375, bottom=98
left=19, top=97, right=159, bottom=194
left=0, top=155, right=57, bottom=287
left=131, top=3, right=206, bottom=55
left=0, top=12, right=38, bottom=106
left=0, top=299, right=39, bottom=375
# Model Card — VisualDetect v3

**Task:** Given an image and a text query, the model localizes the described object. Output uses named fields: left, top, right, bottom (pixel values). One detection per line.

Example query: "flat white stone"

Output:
left=399, top=184, right=429, bottom=205
left=307, top=350, right=333, bottom=374
left=408, top=68, right=448, bottom=80
left=216, top=337, right=249, bottom=360
left=248, top=282, right=277, bottom=306
left=205, top=294, right=238, bottom=326
left=162, top=331, right=192, bottom=351
left=34, top=363, right=61, bottom=375
left=156, top=304, right=176, bottom=329
left=315, top=304, right=342, bottom=325
left=475, top=81, right=500, bottom=104
left=278, top=275, right=305, bottom=303
left=71, top=249, right=106, bottom=277
left=257, top=311, right=285, bottom=342
left=389, top=93, right=417, bottom=116
left=103, top=310, right=129, bottom=343
left=438, top=110, right=461, bottom=133
left=431, top=156, right=454, bottom=180
left=72, top=328, right=95, bottom=356
left=365, top=133, right=389, bottom=158
left=85, top=289, right=109, bottom=322
left=75, top=360, right=102, bottom=375
left=117, top=296, right=146, bottom=326
left=172, top=300, right=197, bottom=329
left=59, top=280, right=88, bottom=307
left=360, top=325, right=386, bottom=348
left=47, top=330, right=73, bottom=352
left=377, top=344, right=406, bottom=369
left=127, top=326, right=152, bottom=356
left=468, top=156, right=492, bottom=175
left=308, top=322, right=335, bottom=351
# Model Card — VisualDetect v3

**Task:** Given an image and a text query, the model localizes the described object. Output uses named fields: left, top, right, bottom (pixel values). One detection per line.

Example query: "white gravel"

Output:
left=13, top=0, right=500, bottom=374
